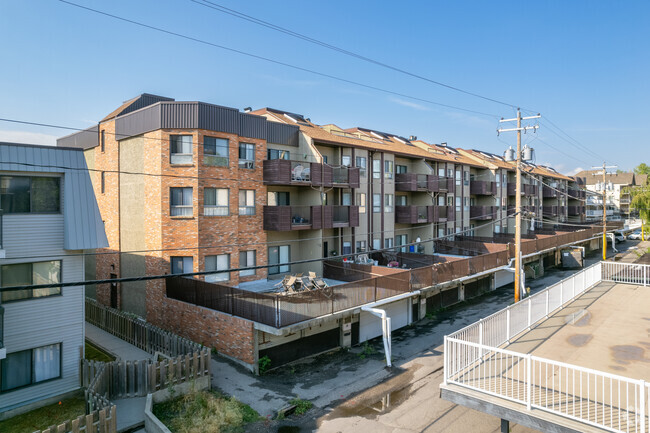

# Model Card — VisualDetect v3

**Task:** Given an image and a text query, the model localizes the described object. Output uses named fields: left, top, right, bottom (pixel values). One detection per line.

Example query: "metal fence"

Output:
left=602, top=261, right=650, bottom=286
left=444, top=262, right=650, bottom=433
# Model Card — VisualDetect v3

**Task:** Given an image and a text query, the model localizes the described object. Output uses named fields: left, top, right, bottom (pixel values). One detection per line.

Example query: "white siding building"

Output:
left=0, top=142, right=107, bottom=417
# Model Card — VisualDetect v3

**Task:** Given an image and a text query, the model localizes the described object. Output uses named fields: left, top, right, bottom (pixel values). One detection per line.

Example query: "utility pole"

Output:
left=592, top=163, right=618, bottom=260
left=498, top=109, right=540, bottom=303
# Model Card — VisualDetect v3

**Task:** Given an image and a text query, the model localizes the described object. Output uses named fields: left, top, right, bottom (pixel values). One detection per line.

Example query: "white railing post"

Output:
left=443, top=336, right=448, bottom=386
left=527, top=298, right=532, bottom=330
left=645, top=265, right=647, bottom=287
left=640, top=379, right=646, bottom=433
left=560, top=283, right=563, bottom=309
left=572, top=276, right=575, bottom=299
left=506, top=309, right=511, bottom=343
left=545, top=290, right=549, bottom=318
left=479, top=320, right=484, bottom=360
left=527, top=354, right=532, bottom=410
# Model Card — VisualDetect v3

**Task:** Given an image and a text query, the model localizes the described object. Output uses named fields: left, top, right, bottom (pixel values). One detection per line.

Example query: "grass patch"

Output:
left=153, top=390, right=261, bottom=433
left=0, top=395, right=86, bottom=433
left=85, top=340, right=115, bottom=362
left=288, top=398, right=312, bottom=415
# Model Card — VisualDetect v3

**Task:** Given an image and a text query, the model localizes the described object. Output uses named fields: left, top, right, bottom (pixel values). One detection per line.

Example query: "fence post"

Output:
left=640, top=379, right=646, bottom=433
left=645, top=266, right=647, bottom=287
left=545, top=290, right=549, bottom=318
left=527, top=298, right=532, bottom=330
left=572, top=276, right=575, bottom=299
left=506, top=309, right=511, bottom=343
left=559, top=283, right=563, bottom=309
left=443, top=336, right=448, bottom=386
left=479, top=319, right=483, bottom=346
left=526, top=354, right=532, bottom=410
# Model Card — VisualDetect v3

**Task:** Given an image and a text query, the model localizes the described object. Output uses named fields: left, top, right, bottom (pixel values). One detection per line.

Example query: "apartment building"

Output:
left=575, top=170, right=647, bottom=221
left=0, top=143, right=107, bottom=417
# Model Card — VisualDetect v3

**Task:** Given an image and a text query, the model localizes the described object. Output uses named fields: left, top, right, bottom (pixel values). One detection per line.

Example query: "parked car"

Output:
left=628, top=230, right=643, bottom=240
left=614, top=231, right=627, bottom=243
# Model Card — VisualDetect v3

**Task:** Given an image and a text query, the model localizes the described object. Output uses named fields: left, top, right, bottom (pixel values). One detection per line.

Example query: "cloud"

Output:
left=388, top=97, right=431, bottom=111
left=0, top=130, right=58, bottom=146
left=567, top=166, right=585, bottom=176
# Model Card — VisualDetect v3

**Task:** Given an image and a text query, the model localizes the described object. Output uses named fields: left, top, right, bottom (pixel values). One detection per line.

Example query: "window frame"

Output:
left=203, top=188, right=229, bottom=216
left=170, top=135, right=193, bottom=165
left=267, top=149, right=290, bottom=161
left=170, top=256, right=193, bottom=274
left=384, top=194, right=393, bottom=213
left=239, top=250, right=256, bottom=277
left=372, top=160, right=381, bottom=179
left=238, top=190, right=256, bottom=215
left=356, top=157, right=367, bottom=177
left=238, top=143, right=255, bottom=169
left=0, top=175, right=61, bottom=214
left=384, top=161, right=394, bottom=179
left=357, top=193, right=366, bottom=214
left=0, top=343, right=63, bottom=393
left=205, top=254, right=230, bottom=282
left=373, top=193, right=381, bottom=213
left=203, top=136, right=229, bottom=167
left=170, top=187, right=193, bottom=217
left=1, top=260, right=62, bottom=303
left=268, top=245, right=290, bottom=275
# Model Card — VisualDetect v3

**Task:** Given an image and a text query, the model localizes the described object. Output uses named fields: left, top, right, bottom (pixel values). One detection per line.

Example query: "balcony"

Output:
left=439, top=177, right=456, bottom=194
left=470, top=181, right=496, bottom=196
left=263, top=205, right=322, bottom=231
left=524, top=184, right=537, bottom=196
left=262, top=160, right=359, bottom=188
left=323, top=205, right=359, bottom=228
left=471, top=205, right=497, bottom=220
left=568, top=189, right=586, bottom=200
left=396, top=205, right=434, bottom=224
left=435, top=205, right=455, bottom=222
left=568, top=205, right=584, bottom=216
left=543, top=206, right=558, bottom=216
left=542, top=185, right=558, bottom=198
left=395, top=173, right=438, bottom=192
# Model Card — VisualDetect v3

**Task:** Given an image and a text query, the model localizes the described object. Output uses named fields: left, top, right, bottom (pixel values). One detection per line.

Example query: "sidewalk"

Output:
left=85, top=323, right=153, bottom=361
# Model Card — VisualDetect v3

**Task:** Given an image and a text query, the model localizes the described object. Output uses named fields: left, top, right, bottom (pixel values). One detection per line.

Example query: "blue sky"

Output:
left=1, top=0, right=648, bottom=174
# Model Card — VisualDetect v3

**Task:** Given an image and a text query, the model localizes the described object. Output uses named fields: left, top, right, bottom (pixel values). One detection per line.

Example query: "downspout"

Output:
left=361, top=306, right=392, bottom=367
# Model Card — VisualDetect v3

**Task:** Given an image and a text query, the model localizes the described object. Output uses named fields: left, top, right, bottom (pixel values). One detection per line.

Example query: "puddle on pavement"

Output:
left=567, top=334, right=592, bottom=347
left=328, top=384, right=413, bottom=419
left=611, top=345, right=649, bottom=365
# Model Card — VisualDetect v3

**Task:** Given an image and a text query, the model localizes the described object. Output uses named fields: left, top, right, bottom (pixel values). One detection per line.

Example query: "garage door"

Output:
left=359, top=299, right=409, bottom=343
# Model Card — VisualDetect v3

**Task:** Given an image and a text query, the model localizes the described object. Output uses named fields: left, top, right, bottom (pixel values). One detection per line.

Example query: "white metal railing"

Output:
left=444, top=261, right=650, bottom=433
left=602, top=261, right=650, bottom=286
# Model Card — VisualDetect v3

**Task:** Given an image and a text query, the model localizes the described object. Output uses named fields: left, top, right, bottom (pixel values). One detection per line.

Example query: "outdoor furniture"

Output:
left=292, top=164, right=304, bottom=181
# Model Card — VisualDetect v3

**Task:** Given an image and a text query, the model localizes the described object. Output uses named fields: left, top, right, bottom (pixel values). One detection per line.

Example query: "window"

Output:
left=342, top=192, right=351, bottom=206
left=501, top=197, right=507, bottom=210
left=464, top=197, right=469, bottom=212
left=438, top=195, right=445, bottom=206
left=495, top=225, right=501, bottom=234
left=170, top=135, right=193, bottom=164
left=171, top=256, right=193, bottom=274
left=384, top=238, right=394, bottom=249
left=1, top=261, right=61, bottom=302
left=239, top=251, right=256, bottom=277
left=204, top=188, right=228, bottom=216
left=455, top=170, right=461, bottom=186
left=447, top=195, right=454, bottom=206
left=101, top=130, right=105, bottom=152
left=322, top=193, right=328, bottom=205
left=447, top=168, right=453, bottom=179
left=384, top=161, right=394, bottom=179
left=396, top=234, right=407, bottom=252
left=239, top=190, right=255, bottom=215
left=170, top=187, right=193, bottom=216
left=342, top=242, right=352, bottom=255
left=356, top=157, right=366, bottom=177
left=496, top=174, right=501, bottom=188
left=464, top=171, right=469, bottom=186
left=205, top=254, right=230, bottom=282
left=438, top=167, right=446, bottom=177
left=372, top=239, right=381, bottom=250
left=384, top=194, right=393, bottom=213
left=268, top=245, right=290, bottom=275
left=267, top=191, right=290, bottom=206
left=455, top=196, right=461, bottom=211
left=322, top=155, right=328, bottom=164
left=470, top=223, right=475, bottom=237
left=204, top=136, right=229, bottom=167
left=502, top=173, right=507, bottom=184
left=0, top=343, right=61, bottom=392
left=238, top=143, right=255, bottom=169
left=356, top=240, right=366, bottom=253
left=267, top=149, right=290, bottom=160
left=357, top=193, right=366, bottom=213
left=341, top=155, right=351, bottom=167
left=373, top=194, right=381, bottom=213
left=396, top=165, right=407, bottom=174
left=0, top=176, right=60, bottom=213
left=372, top=160, right=381, bottom=179
left=396, top=195, right=407, bottom=206
left=100, top=172, right=105, bottom=194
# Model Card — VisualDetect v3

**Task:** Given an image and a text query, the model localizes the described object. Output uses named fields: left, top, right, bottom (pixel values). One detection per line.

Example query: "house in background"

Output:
left=0, top=142, right=107, bottom=418
left=575, top=170, right=647, bottom=221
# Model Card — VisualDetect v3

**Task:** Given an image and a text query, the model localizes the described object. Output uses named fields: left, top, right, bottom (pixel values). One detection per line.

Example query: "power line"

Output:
left=56, top=0, right=501, bottom=119
left=189, top=0, right=521, bottom=109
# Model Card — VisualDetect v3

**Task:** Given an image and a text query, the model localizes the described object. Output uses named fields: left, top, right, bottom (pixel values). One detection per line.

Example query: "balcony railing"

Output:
left=470, top=181, right=496, bottom=196
left=396, top=205, right=434, bottom=224
left=567, top=205, right=584, bottom=216
left=263, top=206, right=322, bottom=231
left=262, top=160, right=359, bottom=188
left=395, top=173, right=439, bottom=192
left=470, top=205, right=497, bottom=220
left=542, top=185, right=558, bottom=198
left=439, top=177, right=456, bottom=194
left=543, top=205, right=558, bottom=216
left=324, top=205, right=359, bottom=228
left=568, top=188, right=586, bottom=200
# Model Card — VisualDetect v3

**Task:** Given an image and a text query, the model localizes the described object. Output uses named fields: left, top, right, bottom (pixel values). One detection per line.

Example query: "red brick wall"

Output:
left=162, top=297, right=256, bottom=366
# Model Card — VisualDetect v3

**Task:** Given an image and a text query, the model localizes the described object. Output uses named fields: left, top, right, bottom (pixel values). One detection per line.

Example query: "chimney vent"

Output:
left=243, top=107, right=252, bottom=113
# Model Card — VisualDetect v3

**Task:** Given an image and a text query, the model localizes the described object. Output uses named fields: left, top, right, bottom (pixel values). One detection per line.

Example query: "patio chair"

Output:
left=292, top=165, right=304, bottom=181
left=302, top=167, right=311, bottom=181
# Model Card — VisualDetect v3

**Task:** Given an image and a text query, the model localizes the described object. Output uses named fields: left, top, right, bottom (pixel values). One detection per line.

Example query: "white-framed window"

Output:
left=356, top=240, right=366, bottom=253
left=495, top=224, right=501, bottom=234
left=356, top=157, right=367, bottom=177
left=463, top=171, right=469, bottom=186
left=268, top=245, right=290, bottom=275
left=203, top=136, right=229, bottom=166
left=496, top=174, right=501, bottom=188
left=170, top=135, right=193, bottom=164
left=267, top=149, right=290, bottom=160
left=464, top=197, right=469, bottom=212
left=455, top=169, right=461, bottom=186
left=455, top=196, right=461, bottom=211
left=239, top=251, right=256, bottom=277
left=447, top=195, right=454, bottom=206
left=396, top=234, right=407, bottom=252
left=384, top=161, right=394, bottom=179
left=204, top=188, right=228, bottom=216
left=373, top=194, right=381, bottom=213
left=239, top=190, right=255, bottom=215
left=357, top=193, right=366, bottom=213
left=1, top=260, right=61, bottom=302
left=238, top=143, right=255, bottom=169
left=170, top=187, right=193, bottom=216
left=342, top=192, right=352, bottom=206
left=342, top=155, right=351, bottom=167
left=438, top=167, right=446, bottom=178
left=372, top=160, right=381, bottom=179
left=372, top=239, right=381, bottom=250
left=384, top=194, right=393, bottom=213
left=267, top=191, right=290, bottom=206
left=342, top=242, right=352, bottom=255
left=384, top=238, right=394, bottom=249
left=396, top=195, right=407, bottom=206
left=0, top=343, right=61, bottom=392
left=396, top=165, right=407, bottom=174
left=206, top=254, right=230, bottom=282
left=171, top=256, right=193, bottom=274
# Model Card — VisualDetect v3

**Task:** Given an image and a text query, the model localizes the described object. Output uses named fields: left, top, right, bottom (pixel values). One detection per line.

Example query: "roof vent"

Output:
left=440, top=142, right=447, bottom=147
left=409, top=135, right=417, bottom=141
left=243, top=107, right=252, bottom=113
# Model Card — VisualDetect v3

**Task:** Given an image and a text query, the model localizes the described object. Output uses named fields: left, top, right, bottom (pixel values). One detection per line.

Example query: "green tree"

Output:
left=634, top=163, right=650, bottom=175
left=631, top=189, right=650, bottom=240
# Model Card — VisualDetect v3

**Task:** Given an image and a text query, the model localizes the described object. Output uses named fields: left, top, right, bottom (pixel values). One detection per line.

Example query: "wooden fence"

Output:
left=32, top=406, right=117, bottom=433
left=85, top=298, right=203, bottom=357
left=82, top=350, right=211, bottom=412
